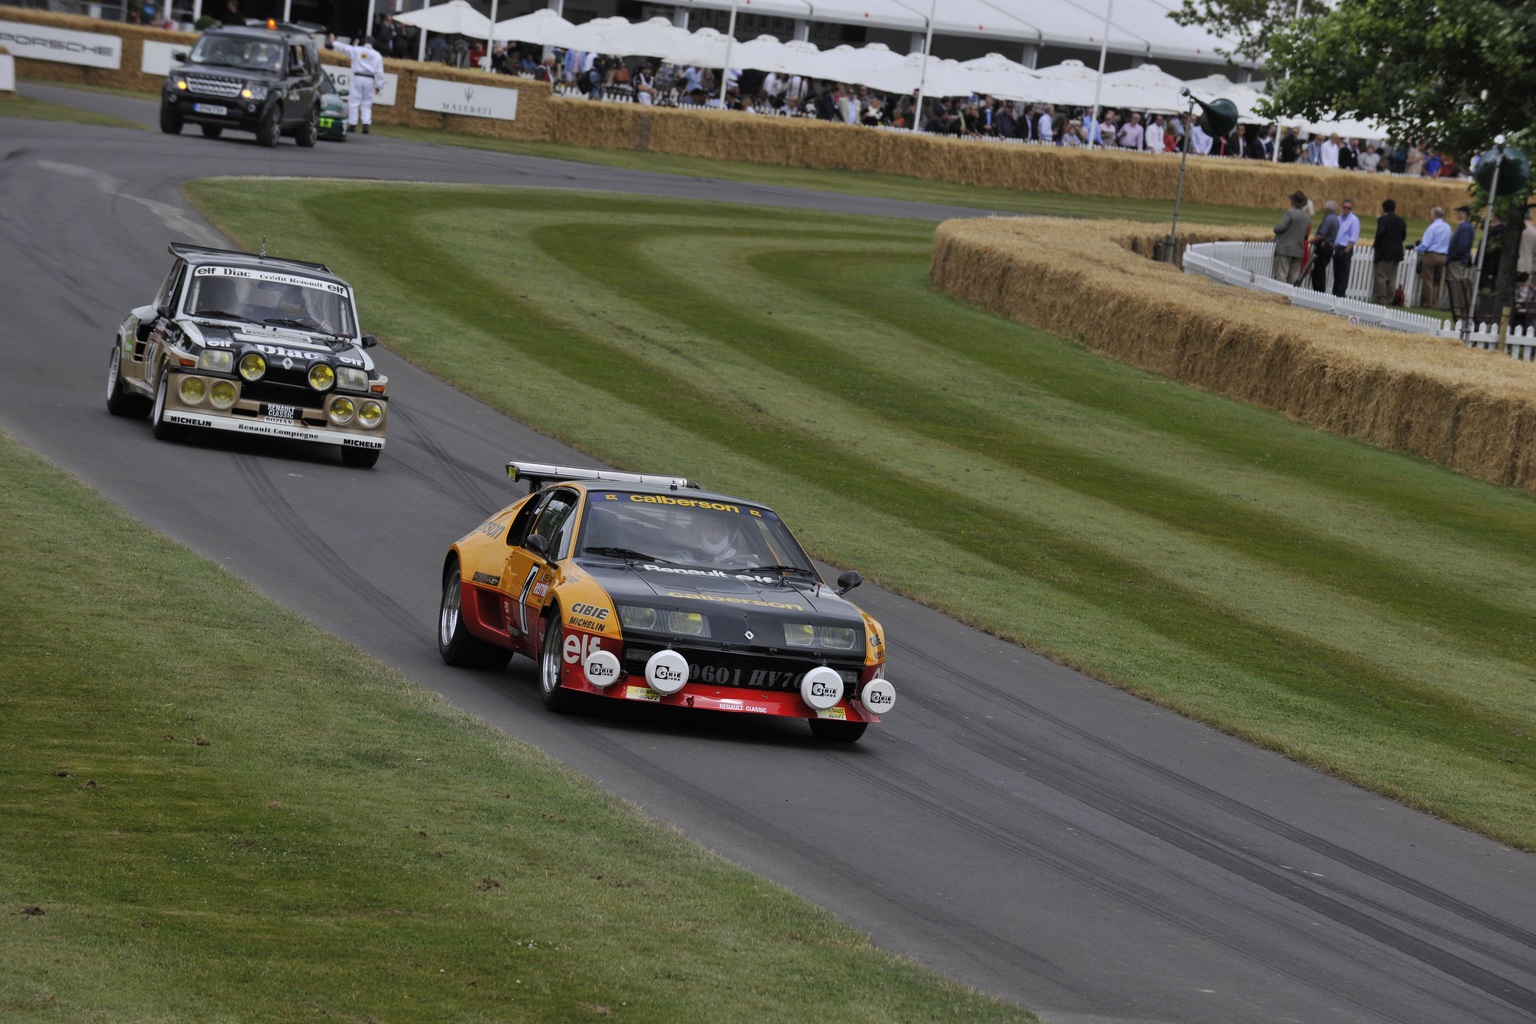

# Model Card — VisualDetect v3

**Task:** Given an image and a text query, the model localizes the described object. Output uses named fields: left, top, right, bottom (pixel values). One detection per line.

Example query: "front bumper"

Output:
left=163, top=93, right=267, bottom=132
left=564, top=670, right=883, bottom=724
left=160, top=371, right=386, bottom=451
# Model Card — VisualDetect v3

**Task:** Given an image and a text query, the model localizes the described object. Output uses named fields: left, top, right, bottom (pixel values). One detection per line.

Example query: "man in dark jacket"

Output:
left=1445, top=205, right=1477, bottom=323
left=1372, top=198, right=1408, bottom=304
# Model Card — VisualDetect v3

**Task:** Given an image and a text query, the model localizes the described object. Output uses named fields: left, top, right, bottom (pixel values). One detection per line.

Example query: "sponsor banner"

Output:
left=0, top=54, right=14, bottom=93
left=0, top=20, right=122, bottom=70
left=328, top=67, right=398, bottom=106
left=192, top=264, right=348, bottom=295
left=140, top=39, right=184, bottom=77
left=414, top=77, right=517, bottom=121
left=164, top=410, right=384, bottom=449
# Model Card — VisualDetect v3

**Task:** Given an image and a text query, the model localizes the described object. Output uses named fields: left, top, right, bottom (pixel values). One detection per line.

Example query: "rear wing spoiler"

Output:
left=507, top=461, right=698, bottom=495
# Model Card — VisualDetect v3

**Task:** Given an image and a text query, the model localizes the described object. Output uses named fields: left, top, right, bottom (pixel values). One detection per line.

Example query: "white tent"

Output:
left=961, top=52, right=1037, bottom=76
left=492, top=8, right=575, bottom=45
left=393, top=0, right=491, bottom=38
left=584, top=16, right=716, bottom=64
left=810, top=42, right=907, bottom=83
left=862, top=53, right=976, bottom=98
left=1100, top=63, right=1186, bottom=114
left=1026, top=60, right=1104, bottom=108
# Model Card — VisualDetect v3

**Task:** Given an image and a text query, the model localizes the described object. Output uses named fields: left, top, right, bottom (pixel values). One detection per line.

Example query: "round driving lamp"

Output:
left=238, top=352, right=266, bottom=382
left=307, top=362, right=336, bottom=392
left=328, top=396, right=356, bottom=425
left=209, top=380, right=238, bottom=410
left=357, top=400, right=384, bottom=429
left=178, top=377, right=206, bottom=405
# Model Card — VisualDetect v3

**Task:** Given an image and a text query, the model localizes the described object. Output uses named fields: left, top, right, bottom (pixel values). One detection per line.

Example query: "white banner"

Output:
left=414, top=77, right=518, bottom=121
left=0, top=54, right=14, bottom=92
left=140, top=39, right=186, bottom=77
left=0, top=19, right=122, bottom=70
left=328, top=67, right=398, bottom=107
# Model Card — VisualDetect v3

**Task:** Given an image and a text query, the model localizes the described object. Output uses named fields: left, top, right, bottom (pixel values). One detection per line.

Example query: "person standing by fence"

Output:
left=327, top=33, right=384, bottom=134
left=1415, top=207, right=1451, bottom=309
left=1445, top=206, right=1476, bottom=324
left=1309, top=200, right=1340, bottom=291
left=1273, top=191, right=1310, bottom=285
left=1332, top=198, right=1360, bottom=298
left=1372, top=198, right=1408, bottom=304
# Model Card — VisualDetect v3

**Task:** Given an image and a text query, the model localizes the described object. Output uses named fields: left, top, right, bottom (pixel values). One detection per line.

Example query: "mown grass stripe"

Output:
left=522, top=218, right=1536, bottom=668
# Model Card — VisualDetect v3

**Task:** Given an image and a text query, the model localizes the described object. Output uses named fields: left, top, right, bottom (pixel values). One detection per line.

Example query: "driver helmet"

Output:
left=698, top=516, right=736, bottom=558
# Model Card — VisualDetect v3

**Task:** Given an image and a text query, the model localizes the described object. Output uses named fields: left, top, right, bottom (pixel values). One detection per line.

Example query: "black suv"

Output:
left=161, top=21, right=323, bottom=147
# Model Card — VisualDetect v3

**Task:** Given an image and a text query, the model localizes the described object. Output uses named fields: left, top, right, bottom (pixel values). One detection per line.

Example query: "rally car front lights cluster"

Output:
left=241, top=84, right=268, bottom=101
left=238, top=352, right=266, bottom=382
left=619, top=605, right=709, bottom=637
left=783, top=623, right=859, bottom=650
left=198, top=348, right=233, bottom=373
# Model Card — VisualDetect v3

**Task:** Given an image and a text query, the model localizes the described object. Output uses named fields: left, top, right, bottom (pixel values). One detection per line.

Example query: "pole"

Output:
left=909, top=0, right=936, bottom=132
left=1166, top=91, right=1197, bottom=263
left=718, top=0, right=738, bottom=106
left=1467, top=140, right=1504, bottom=345
left=486, top=0, right=497, bottom=70
left=1089, top=0, right=1113, bottom=148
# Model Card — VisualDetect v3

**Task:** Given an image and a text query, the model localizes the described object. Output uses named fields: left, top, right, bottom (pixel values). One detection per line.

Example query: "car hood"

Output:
left=181, top=319, right=372, bottom=370
left=176, top=63, right=282, bottom=85
left=582, top=560, right=863, bottom=624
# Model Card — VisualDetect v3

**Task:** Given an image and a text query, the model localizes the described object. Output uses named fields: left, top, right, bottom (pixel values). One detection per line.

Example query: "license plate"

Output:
left=193, top=103, right=227, bottom=116
left=262, top=403, right=301, bottom=420
left=319, top=117, right=336, bottom=128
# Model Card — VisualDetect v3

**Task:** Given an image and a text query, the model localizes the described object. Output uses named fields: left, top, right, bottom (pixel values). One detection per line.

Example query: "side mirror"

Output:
left=524, top=533, right=550, bottom=558
left=133, top=304, right=161, bottom=342
left=172, top=50, right=188, bottom=62
left=836, top=570, right=862, bottom=596
left=360, top=334, right=378, bottom=349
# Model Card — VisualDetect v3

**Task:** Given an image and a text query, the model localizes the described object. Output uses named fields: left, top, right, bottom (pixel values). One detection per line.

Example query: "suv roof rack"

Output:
left=507, top=461, right=697, bottom=495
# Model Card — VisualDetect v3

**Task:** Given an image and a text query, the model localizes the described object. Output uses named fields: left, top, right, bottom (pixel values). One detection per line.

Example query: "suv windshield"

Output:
left=184, top=267, right=356, bottom=337
left=188, top=35, right=285, bottom=72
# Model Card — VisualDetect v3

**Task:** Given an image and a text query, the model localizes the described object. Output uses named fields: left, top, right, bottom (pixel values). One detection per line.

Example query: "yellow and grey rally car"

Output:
left=440, top=463, right=897, bottom=742
left=107, top=243, right=389, bottom=467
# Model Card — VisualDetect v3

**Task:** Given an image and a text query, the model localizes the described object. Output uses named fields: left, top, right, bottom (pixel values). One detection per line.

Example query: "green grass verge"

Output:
left=0, top=432, right=1035, bottom=1023
left=0, top=90, right=144, bottom=129
left=186, top=179, right=1536, bottom=853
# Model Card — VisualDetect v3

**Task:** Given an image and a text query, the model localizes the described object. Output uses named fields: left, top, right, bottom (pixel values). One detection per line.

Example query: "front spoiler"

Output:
left=563, top=671, right=882, bottom=724
left=163, top=409, right=385, bottom=450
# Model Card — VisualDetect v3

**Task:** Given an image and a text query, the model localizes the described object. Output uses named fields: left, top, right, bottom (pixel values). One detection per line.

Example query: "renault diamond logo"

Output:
left=744, top=630, right=754, bottom=640
left=281, top=357, right=293, bottom=370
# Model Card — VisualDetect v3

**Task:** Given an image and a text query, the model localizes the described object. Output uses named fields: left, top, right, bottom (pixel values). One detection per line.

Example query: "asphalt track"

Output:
left=5, top=84, right=1536, bottom=1024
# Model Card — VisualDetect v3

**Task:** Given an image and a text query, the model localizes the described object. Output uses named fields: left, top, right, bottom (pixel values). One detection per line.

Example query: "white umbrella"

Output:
left=1027, top=60, right=1102, bottom=107
left=964, top=66, right=1044, bottom=104
left=393, top=0, right=491, bottom=38
left=960, top=52, right=1034, bottom=75
left=811, top=41, right=905, bottom=84
left=492, top=7, right=575, bottom=45
left=550, top=16, right=630, bottom=54
left=1100, top=63, right=1186, bottom=113
left=681, top=27, right=732, bottom=68
left=862, top=53, right=975, bottom=98
left=730, top=34, right=793, bottom=73
left=580, top=16, right=702, bottom=63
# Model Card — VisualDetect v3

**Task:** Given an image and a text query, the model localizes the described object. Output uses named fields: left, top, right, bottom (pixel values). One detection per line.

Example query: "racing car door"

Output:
left=502, top=487, right=578, bottom=648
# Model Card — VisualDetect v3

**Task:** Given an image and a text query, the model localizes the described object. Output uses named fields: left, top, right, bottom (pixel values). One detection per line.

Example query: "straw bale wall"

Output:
left=929, top=217, right=1536, bottom=492
left=3, top=6, right=1466, bottom=213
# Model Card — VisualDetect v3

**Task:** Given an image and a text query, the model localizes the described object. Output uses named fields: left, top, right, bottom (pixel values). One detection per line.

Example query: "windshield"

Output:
left=183, top=266, right=356, bottom=338
left=188, top=34, right=285, bottom=72
left=580, top=492, right=816, bottom=574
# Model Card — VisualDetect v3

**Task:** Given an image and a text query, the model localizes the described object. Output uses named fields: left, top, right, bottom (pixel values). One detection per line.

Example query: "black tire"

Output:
left=200, top=124, right=224, bottom=139
left=159, top=106, right=183, bottom=134
left=341, top=445, right=381, bottom=468
left=438, top=560, right=513, bottom=670
left=149, top=372, right=187, bottom=442
left=255, top=104, right=282, bottom=148
left=538, top=613, right=582, bottom=713
left=295, top=105, right=318, bottom=148
left=808, top=718, right=867, bottom=743
left=106, top=344, right=148, bottom=418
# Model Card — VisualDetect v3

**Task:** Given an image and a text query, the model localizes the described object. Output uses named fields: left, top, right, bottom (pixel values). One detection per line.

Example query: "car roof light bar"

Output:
left=506, top=461, right=698, bottom=495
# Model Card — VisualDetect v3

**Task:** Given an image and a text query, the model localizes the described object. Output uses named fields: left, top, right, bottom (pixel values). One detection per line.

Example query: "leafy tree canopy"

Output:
left=1175, top=0, right=1536, bottom=161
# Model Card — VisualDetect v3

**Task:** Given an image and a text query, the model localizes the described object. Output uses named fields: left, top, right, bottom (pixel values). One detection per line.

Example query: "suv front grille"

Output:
left=186, top=75, right=244, bottom=98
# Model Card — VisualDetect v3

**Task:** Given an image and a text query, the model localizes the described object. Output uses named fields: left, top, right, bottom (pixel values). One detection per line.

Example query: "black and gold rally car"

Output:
left=107, top=243, right=389, bottom=467
left=439, top=463, right=897, bottom=742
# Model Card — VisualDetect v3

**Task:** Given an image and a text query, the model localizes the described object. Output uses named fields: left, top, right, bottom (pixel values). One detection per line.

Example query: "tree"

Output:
left=1174, top=0, right=1536, bottom=160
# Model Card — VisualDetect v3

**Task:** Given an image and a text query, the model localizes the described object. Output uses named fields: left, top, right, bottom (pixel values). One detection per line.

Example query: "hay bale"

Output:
left=929, top=216, right=1536, bottom=493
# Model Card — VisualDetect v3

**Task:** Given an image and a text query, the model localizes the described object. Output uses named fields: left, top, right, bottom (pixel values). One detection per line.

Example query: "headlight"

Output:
left=783, top=624, right=858, bottom=650
left=328, top=397, right=355, bottom=425
left=179, top=377, right=206, bottom=405
left=198, top=349, right=233, bottom=373
left=238, top=352, right=266, bottom=382
left=337, top=366, right=368, bottom=392
left=241, top=84, right=269, bottom=100
left=619, top=605, right=710, bottom=637
left=307, top=363, right=336, bottom=392
left=209, top=380, right=238, bottom=409
left=357, top=400, right=384, bottom=429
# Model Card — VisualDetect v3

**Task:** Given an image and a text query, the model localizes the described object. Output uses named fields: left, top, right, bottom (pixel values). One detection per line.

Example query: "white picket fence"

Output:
left=1182, top=240, right=1536, bottom=361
